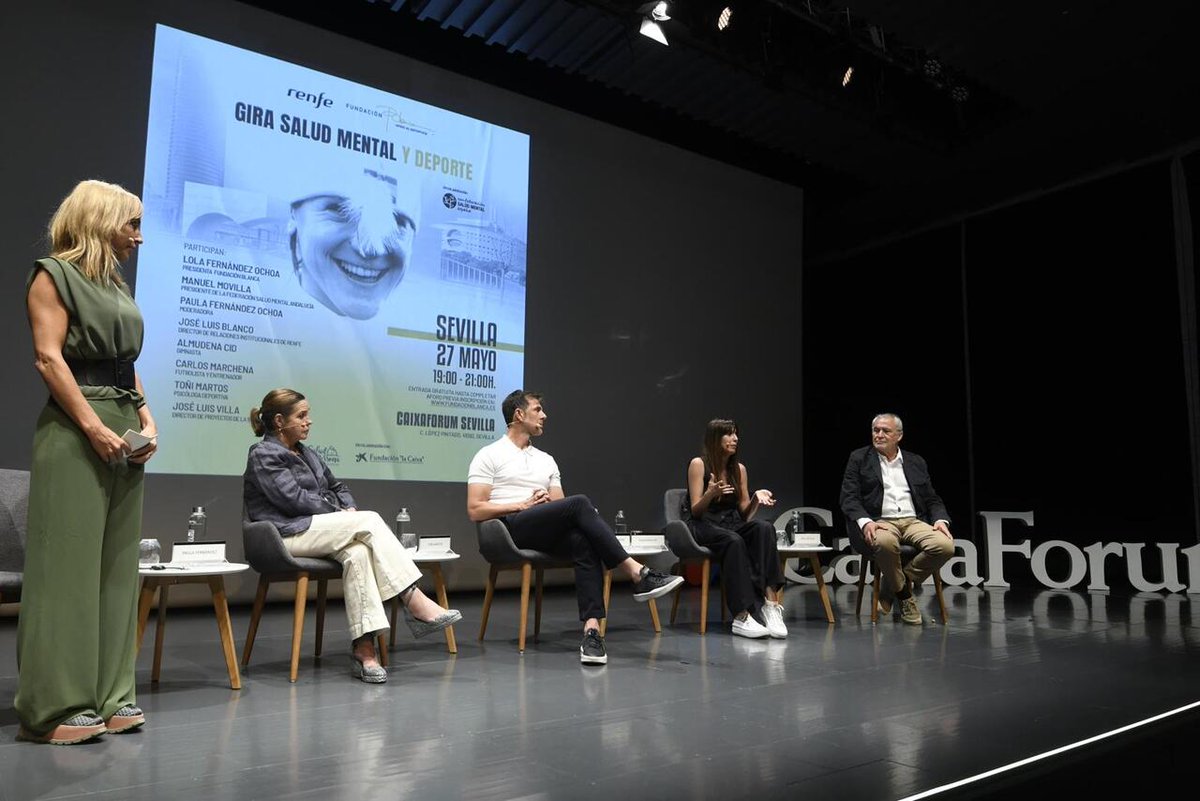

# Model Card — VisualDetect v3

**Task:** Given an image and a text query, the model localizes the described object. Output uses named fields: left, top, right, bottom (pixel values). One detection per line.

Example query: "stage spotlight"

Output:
left=639, top=17, right=669, bottom=45
left=923, top=58, right=942, bottom=79
left=717, top=6, right=733, bottom=31
left=637, top=1, right=671, bottom=45
left=950, top=85, right=970, bottom=102
left=841, top=66, right=854, bottom=87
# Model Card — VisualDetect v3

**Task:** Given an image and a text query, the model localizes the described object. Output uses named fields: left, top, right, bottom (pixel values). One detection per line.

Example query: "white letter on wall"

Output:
left=940, top=540, right=984, bottom=587
left=1123, top=543, right=1186, bottom=593
left=1031, top=540, right=1087, bottom=589
left=1182, top=543, right=1200, bottom=594
left=1083, top=542, right=1124, bottom=592
left=981, top=511, right=1034, bottom=588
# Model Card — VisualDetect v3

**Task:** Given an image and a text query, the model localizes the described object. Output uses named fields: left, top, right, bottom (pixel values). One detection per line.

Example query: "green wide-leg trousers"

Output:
left=15, top=399, right=144, bottom=735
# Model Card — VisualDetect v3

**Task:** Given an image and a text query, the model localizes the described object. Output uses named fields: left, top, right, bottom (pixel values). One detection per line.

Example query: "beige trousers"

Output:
left=871, top=517, right=954, bottom=595
left=285, top=510, right=422, bottom=639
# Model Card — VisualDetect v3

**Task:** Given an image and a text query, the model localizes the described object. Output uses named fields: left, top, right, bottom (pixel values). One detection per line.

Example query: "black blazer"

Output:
left=839, top=446, right=950, bottom=532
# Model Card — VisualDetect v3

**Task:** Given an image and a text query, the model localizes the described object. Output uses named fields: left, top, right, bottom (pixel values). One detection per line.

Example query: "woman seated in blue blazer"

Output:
left=243, top=387, right=460, bottom=683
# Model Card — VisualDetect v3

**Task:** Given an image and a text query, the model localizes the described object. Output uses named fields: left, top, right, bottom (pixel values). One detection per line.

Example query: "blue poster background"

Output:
left=139, top=25, right=528, bottom=480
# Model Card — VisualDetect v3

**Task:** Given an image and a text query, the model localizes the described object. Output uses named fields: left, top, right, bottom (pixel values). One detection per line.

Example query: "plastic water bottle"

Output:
left=187, top=506, right=207, bottom=543
left=614, top=509, right=627, bottom=536
left=396, top=507, right=416, bottom=549
left=785, top=509, right=800, bottom=547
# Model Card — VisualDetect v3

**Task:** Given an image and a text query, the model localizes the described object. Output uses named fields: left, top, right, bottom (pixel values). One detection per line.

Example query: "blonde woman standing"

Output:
left=17, top=180, right=157, bottom=744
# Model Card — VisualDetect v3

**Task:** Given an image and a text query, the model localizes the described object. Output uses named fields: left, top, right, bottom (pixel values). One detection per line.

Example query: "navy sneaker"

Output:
left=580, top=628, right=607, bottom=665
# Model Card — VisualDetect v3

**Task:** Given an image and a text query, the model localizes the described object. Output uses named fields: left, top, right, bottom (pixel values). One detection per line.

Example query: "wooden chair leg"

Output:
left=315, top=579, right=327, bottom=658
left=699, top=558, right=711, bottom=635
left=207, top=575, right=242, bottom=690
left=377, top=632, right=389, bottom=667
left=934, top=572, right=949, bottom=624
left=670, top=563, right=683, bottom=625
left=647, top=598, right=661, bottom=633
left=242, top=576, right=269, bottom=666
left=151, top=585, right=169, bottom=684
left=855, top=555, right=868, bottom=618
left=599, top=569, right=612, bottom=637
left=479, top=565, right=498, bottom=640
left=811, top=555, right=836, bottom=625
left=290, top=574, right=309, bottom=683
left=136, top=580, right=156, bottom=650
left=719, top=573, right=727, bottom=621
left=517, top=563, right=532, bottom=653
left=776, top=555, right=789, bottom=607
left=430, top=563, right=457, bottom=654
left=534, top=567, right=545, bottom=641
left=871, top=574, right=881, bottom=624
left=389, top=595, right=401, bottom=650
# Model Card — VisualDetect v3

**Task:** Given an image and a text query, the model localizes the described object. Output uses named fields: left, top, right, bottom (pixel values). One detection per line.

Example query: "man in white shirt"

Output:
left=839, top=413, right=953, bottom=625
left=467, top=390, right=683, bottom=664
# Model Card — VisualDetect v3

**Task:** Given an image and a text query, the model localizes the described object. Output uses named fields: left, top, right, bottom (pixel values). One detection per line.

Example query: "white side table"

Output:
left=136, top=562, right=250, bottom=689
left=388, top=550, right=460, bottom=654
left=776, top=545, right=836, bottom=624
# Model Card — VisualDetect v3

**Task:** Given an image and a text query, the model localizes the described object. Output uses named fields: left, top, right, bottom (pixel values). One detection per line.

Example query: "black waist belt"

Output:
left=67, top=357, right=136, bottom=390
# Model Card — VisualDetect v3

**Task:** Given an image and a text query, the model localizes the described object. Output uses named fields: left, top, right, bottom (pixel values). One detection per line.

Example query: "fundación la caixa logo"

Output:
left=352, top=444, right=427, bottom=465
left=784, top=509, right=1200, bottom=594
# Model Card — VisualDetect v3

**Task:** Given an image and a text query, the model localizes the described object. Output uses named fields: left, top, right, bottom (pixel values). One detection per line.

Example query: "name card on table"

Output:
left=614, top=534, right=632, bottom=548
left=418, top=535, right=452, bottom=554
left=792, top=532, right=823, bottom=548
left=630, top=533, right=666, bottom=551
left=171, top=541, right=227, bottom=564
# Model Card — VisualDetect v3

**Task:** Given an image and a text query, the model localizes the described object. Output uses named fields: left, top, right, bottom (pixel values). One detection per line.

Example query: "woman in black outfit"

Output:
left=682, top=419, right=786, bottom=639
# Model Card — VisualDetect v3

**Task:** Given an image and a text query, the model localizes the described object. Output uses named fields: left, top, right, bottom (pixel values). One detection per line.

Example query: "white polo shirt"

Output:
left=467, top=436, right=562, bottom=505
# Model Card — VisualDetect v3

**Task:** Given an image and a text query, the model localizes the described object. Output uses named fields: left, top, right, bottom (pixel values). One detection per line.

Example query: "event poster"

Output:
left=139, top=25, right=529, bottom=480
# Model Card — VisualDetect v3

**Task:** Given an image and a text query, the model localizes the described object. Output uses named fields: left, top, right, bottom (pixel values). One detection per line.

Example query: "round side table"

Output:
left=387, top=550, right=460, bottom=654
left=136, top=562, right=250, bottom=689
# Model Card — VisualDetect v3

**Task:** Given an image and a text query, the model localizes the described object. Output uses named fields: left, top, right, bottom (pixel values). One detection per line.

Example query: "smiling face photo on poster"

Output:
left=288, top=168, right=420, bottom=320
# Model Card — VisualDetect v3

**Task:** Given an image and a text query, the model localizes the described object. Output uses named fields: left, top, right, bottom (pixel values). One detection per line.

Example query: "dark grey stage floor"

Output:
left=0, top=581, right=1197, bottom=801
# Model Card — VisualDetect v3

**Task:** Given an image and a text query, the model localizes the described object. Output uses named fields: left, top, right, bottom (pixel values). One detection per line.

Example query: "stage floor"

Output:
left=0, top=582, right=1197, bottom=800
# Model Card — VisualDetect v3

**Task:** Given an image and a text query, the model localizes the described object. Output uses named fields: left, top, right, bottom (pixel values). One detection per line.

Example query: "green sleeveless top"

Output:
left=27, top=257, right=145, bottom=403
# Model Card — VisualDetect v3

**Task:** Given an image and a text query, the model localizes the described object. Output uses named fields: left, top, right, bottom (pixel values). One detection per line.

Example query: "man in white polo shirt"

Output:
left=467, top=390, right=683, bottom=664
left=839, top=413, right=953, bottom=625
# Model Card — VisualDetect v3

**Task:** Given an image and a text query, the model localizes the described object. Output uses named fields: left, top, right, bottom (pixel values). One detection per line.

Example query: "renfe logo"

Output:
left=287, top=88, right=333, bottom=109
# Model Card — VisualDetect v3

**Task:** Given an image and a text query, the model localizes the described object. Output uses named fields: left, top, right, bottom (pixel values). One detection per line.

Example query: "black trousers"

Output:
left=504, top=495, right=629, bottom=621
left=688, top=517, right=784, bottom=618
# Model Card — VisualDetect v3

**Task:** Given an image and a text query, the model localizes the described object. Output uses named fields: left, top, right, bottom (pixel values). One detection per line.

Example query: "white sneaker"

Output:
left=731, top=613, right=770, bottom=639
left=762, top=601, right=788, bottom=639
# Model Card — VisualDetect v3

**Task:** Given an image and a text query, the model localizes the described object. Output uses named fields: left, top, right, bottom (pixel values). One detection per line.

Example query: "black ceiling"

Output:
left=240, top=0, right=1200, bottom=258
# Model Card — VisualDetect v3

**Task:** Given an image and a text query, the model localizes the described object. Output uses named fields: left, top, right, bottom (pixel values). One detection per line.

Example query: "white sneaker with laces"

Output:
left=763, top=601, right=788, bottom=639
left=732, top=613, right=770, bottom=639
